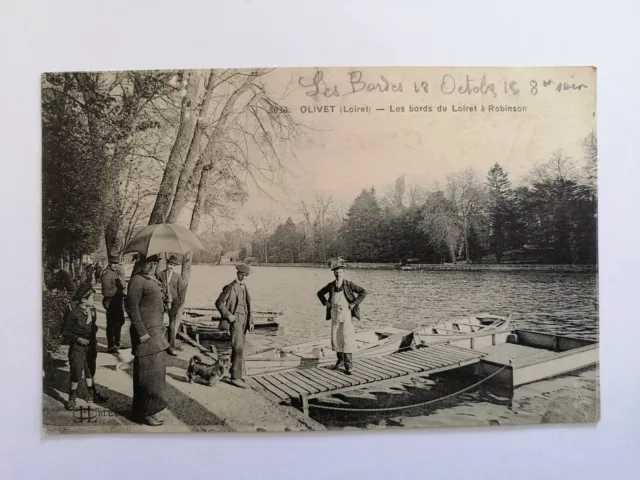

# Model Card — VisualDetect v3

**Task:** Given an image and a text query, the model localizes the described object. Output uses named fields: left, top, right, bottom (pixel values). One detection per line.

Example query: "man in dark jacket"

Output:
left=101, top=254, right=127, bottom=353
left=215, top=264, right=255, bottom=388
left=48, top=262, right=75, bottom=295
left=156, top=254, right=186, bottom=356
left=94, top=263, right=102, bottom=284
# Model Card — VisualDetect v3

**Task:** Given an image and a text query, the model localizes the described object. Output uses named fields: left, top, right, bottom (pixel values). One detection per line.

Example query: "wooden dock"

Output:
left=248, top=344, right=487, bottom=414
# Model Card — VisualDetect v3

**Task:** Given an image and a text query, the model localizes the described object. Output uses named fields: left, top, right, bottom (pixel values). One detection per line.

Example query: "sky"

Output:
left=187, top=66, right=597, bottom=231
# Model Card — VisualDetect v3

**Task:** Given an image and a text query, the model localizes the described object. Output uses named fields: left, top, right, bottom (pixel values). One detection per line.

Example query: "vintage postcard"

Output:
left=42, top=66, right=598, bottom=433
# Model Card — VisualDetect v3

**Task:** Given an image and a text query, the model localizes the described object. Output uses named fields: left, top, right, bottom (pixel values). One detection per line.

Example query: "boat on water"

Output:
left=412, top=313, right=511, bottom=346
left=244, top=313, right=511, bottom=376
left=181, top=307, right=282, bottom=341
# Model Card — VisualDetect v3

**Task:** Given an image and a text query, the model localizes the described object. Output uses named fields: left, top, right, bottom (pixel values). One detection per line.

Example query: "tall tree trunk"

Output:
left=167, top=70, right=223, bottom=223
left=148, top=70, right=201, bottom=225
left=463, top=220, right=470, bottom=261
left=449, top=244, right=457, bottom=263
left=69, top=251, right=75, bottom=278
left=104, top=192, right=128, bottom=257
left=168, top=72, right=259, bottom=223
left=181, top=166, right=213, bottom=286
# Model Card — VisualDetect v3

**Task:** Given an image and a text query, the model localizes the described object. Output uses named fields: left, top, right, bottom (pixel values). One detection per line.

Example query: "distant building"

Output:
left=219, top=250, right=240, bottom=265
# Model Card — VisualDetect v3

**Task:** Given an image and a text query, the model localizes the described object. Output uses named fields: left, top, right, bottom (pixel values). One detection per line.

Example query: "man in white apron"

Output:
left=317, top=258, right=368, bottom=375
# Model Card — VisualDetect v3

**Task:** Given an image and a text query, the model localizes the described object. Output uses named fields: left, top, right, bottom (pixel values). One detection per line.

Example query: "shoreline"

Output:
left=208, top=263, right=597, bottom=273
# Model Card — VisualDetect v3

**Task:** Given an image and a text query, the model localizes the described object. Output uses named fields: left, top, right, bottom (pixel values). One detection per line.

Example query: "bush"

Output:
left=43, top=289, right=70, bottom=353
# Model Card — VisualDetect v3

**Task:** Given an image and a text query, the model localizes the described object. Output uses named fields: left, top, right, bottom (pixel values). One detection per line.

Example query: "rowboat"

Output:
left=245, top=313, right=511, bottom=376
left=181, top=307, right=282, bottom=341
left=412, top=313, right=512, bottom=346
left=245, top=324, right=416, bottom=376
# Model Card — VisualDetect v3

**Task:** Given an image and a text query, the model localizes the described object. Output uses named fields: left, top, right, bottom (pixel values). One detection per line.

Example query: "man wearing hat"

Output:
left=156, top=254, right=186, bottom=356
left=215, top=264, right=255, bottom=388
left=47, top=260, right=75, bottom=295
left=101, top=254, right=127, bottom=353
left=317, top=258, right=368, bottom=375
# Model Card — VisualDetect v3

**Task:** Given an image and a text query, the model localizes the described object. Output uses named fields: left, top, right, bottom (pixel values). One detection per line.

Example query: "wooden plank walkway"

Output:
left=247, top=344, right=487, bottom=414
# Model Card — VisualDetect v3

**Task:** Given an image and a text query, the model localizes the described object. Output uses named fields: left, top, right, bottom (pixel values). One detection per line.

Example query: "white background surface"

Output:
left=1, top=1, right=639, bottom=479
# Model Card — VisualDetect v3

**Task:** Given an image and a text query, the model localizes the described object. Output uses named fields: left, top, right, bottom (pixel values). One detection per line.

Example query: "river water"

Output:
left=184, top=265, right=600, bottom=429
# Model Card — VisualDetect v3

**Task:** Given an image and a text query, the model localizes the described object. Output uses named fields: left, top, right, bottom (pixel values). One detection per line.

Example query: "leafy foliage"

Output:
left=42, top=74, right=107, bottom=258
left=42, top=70, right=179, bottom=261
left=269, top=217, right=306, bottom=263
left=42, top=290, right=70, bottom=353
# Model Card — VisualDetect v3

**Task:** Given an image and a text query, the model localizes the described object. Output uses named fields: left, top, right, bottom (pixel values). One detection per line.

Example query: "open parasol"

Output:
left=124, top=223, right=205, bottom=257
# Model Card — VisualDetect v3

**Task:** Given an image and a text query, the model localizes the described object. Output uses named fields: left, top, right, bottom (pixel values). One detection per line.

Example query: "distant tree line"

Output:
left=250, top=137, right=597, bottom=265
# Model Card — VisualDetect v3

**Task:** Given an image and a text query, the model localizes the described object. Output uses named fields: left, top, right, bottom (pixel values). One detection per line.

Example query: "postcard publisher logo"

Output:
left=72, top=406, right=118, bottom=423
left=73, top=406, right=98, bottom=423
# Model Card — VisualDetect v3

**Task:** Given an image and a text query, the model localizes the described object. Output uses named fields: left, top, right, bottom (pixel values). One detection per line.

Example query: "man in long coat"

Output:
left=215, top=264, right=255, bottom=388
left=156, top=254, right=186, bottom=356
left=101, top=254, right=127, bottom=353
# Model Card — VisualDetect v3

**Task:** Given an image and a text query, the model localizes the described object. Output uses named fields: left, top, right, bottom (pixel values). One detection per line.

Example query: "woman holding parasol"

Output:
left=124, top=223, right=204, bottom=426
left=125, top=254, right=169, bottom=426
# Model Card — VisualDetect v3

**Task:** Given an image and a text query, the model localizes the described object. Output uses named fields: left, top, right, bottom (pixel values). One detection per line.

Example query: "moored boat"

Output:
left=181, top=307, right=282, bottom=341
left=412, top=313, right=511, bottom=346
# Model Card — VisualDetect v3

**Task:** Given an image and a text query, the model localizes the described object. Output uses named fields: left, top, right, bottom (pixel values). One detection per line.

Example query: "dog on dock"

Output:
left=186, top=355, right=230, bottom=386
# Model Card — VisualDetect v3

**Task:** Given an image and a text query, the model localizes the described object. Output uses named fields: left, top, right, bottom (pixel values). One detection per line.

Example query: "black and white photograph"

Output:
left=41, top=66, right=598, bottom=433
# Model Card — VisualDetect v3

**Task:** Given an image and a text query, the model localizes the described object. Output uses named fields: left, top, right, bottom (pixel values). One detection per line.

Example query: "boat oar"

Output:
left=176, top=331, right=218, bottom=361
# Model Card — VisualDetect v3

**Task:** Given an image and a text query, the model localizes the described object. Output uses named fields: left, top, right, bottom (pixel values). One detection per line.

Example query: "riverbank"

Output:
left=42, top=296, right=324, bottom=434
left=223, top=262, right=597, bottom=273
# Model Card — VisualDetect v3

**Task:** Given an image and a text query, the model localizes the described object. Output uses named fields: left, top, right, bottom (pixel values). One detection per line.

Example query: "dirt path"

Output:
left=42, top=294, right=324, bottom=434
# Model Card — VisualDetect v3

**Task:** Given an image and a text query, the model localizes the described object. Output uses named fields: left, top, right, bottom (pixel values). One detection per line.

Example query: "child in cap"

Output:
left=62, top=284, right=109, bottom=410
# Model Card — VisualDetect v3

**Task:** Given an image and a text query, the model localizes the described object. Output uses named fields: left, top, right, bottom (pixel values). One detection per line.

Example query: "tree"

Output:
left=407, top=183, right=425, bottom=208
left=147, top=70, right=202, bottom=225
left=298, top=200, right=316, bottom=262
left=74, top=71, right=177, bottom=257
left=582, top=132, right=598, bottom=188
left=517, top=149, right=597, bottom=264
left=42, top=71, right=179, bottom=262
left=342, top=188, right=383, bottom=262
left=445, top=169, right=486, bottom=262
left=172, top=69, right=304, bottom=285
left=42, top=74, right=108, bottom=269
left=486, top=163, right=514, bottom=262
left=269, top=217, right=306, bottom=263
left=392, top=175, right=406, bottom=209
left=313, top=196, right=333, bottom=263
left=164, top=69, right=254, bottom=224
left=421, top=189, right=461, bottom=262
left=248, top=213, right=278, bottom=264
